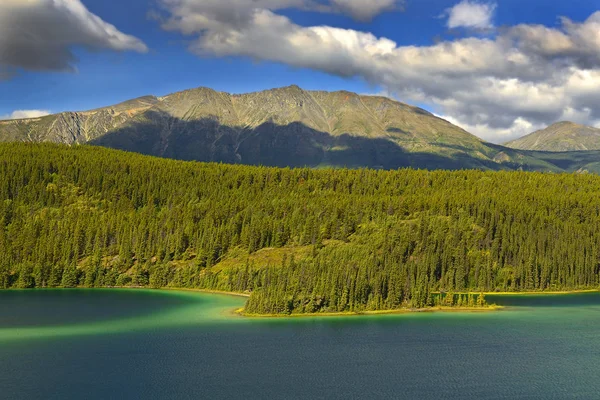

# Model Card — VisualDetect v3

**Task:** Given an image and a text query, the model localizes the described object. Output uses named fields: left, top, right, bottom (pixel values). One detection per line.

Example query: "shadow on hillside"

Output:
left=90, top=110, right=502, bottom=171
left=529, top=150, right=600, bottom=172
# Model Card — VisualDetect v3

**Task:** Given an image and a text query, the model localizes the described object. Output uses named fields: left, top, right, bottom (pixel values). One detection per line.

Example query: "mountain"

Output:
left=0, top=85, right=561, bottom=171
left=505, top=121, right=600, bottom=152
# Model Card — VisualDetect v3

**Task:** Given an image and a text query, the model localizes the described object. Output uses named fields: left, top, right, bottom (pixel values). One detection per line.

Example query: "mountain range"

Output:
left=1, top=85, right=598, bottom=172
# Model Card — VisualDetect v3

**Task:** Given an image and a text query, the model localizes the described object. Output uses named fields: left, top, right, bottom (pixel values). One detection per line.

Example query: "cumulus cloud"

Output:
left=158, top=1, right=600, bottom=143
left=0, top=0, right=147, bottom=74
left=509, top=13, right=600, bottom=69
left=0, top=110, right=51, bottom=120
left=446, top=1, right=496, bottom=30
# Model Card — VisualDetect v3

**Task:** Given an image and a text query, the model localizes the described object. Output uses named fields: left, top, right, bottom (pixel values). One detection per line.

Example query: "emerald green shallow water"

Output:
left=0, top=289, right=244, bottom=342
left=0, top=290, right=599, bottom=399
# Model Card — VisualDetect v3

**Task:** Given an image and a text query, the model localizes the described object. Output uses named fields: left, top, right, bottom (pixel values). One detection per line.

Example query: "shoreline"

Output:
left=477, top=289, right=599, bottom=296
left=160, top=287, right=251, bottom=298
left=5, top=286, right=596, bottom=299
left=237, top=305, right=505, bottom=319
left=4, top=286, right=253, bottom=299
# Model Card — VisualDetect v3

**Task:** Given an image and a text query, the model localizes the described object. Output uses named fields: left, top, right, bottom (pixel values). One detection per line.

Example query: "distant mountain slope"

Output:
left=0, top=85, right=559, bottom=171
left=506, top=121, right=600, bottom=152
left=528, top=150, right=600, bottom=174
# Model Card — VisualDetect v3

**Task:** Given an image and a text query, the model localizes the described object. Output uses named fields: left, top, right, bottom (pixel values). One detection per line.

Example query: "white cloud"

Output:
left=446, top=1, right=496, bottom=30
left=0, top=0, right=147, bottom=74
left=0, top=110, right=51, bottom=120
left=509, top=12, right=600, bottom=69
left=158, top=2, right=600, bottom=143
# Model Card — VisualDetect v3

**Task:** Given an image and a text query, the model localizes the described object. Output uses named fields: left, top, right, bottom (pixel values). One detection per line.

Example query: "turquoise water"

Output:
left=0, top=289, right=244, bottom=342
left=0, top=290, right=599, bottom=399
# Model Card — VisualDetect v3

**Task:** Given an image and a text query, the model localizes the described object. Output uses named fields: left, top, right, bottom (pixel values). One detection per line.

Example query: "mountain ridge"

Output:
left=0, top=85, right=578, bottom=172
left=505, top=121, right=600, bottom=152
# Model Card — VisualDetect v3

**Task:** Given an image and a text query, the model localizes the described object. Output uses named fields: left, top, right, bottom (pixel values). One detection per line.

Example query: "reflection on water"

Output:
left=487, top=291, right=600, bottom=308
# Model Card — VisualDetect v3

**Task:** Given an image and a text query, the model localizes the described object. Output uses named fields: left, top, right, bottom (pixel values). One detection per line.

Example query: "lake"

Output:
left=0, top=289, right=599, bottom=399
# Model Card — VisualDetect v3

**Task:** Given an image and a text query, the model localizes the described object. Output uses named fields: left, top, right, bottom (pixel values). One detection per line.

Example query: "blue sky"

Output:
left=2, top=0, right=600, bottom=142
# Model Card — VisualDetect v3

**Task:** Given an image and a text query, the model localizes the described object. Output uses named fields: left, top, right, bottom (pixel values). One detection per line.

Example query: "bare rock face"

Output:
left=505, top=121, right=600, bottom=152
left=0, top=96, right=159, bottom=145
left=0, top=85, right=552, bottom=171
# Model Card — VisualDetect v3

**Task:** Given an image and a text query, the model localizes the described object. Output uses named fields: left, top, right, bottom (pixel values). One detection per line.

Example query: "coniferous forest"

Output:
left=1, top=143, right=599, bottom=314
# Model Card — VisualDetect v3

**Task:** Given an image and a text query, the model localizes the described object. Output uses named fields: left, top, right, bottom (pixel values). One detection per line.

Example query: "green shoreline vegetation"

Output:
left=474, top=289, right=600, bottom=296
left=1, top=143, right=600, bottom=316
left=238, top=304, right=504, bottom=318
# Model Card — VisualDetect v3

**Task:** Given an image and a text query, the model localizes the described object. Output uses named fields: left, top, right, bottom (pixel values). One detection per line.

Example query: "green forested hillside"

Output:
left=0, top=144, right=599, bottom=314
